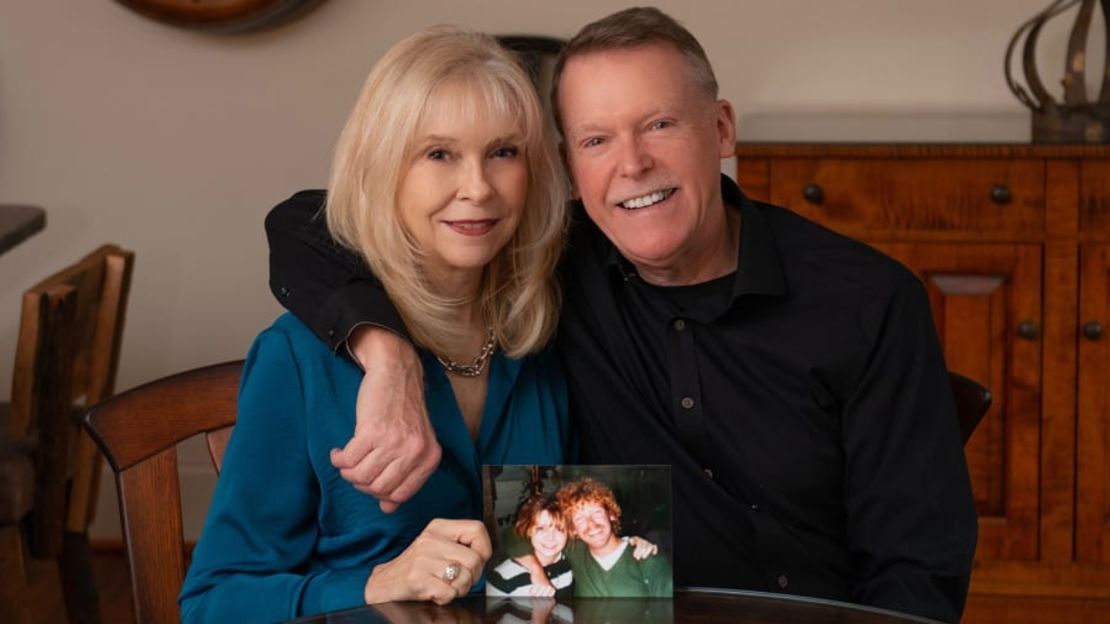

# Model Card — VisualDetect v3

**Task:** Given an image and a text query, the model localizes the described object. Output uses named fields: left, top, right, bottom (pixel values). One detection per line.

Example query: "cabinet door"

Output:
left=872, top=242, right=1042, bottom=561
left=1080, top=161, right=1110, bottom=235
left=1078, top=244, right=1110, bottom=563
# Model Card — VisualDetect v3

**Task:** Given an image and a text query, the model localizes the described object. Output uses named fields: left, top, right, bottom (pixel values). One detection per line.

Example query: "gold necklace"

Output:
left=437, top=327, right=496, bottom=377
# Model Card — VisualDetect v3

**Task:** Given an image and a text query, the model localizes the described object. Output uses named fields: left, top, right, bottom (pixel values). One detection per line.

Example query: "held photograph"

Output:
left=482, top=465, right=673, bottom=599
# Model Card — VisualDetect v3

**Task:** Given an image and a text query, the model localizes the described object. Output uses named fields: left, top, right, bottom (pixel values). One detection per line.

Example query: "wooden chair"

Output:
left=1, top=244, right=134, bottom=624
left=81, top=360, right=242, bottom=624
left=949, top=371, right=992, bottom=444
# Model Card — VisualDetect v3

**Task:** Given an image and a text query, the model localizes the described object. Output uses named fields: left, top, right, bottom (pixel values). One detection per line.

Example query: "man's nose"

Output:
left=458, top=158, right=494, bottom=203
left=616, top=136, right=653, bottom=177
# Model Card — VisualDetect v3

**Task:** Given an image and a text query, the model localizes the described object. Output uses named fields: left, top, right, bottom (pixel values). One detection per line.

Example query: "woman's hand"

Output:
left=364, top=519, right=492, bottom=605
left=628, top=536, right=658, bottom=560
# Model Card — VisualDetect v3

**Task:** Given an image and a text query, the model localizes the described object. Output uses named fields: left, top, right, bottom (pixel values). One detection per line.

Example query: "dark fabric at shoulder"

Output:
left=265, top=189, right=410, bottom=353
left=754, top=200, right=917, bottom=294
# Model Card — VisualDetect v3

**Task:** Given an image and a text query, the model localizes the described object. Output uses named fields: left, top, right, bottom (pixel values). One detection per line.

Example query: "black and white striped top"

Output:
left=486, top=554, right=573, bottom=597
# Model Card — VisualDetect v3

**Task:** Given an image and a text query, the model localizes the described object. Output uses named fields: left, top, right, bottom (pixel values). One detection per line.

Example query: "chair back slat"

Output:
left=85, top=252, right=134, bottom=405
left=25, top=286, right=77, bottom=557
left=117, top=449, right=186, bottom=624
left=67, top=250, right=134, bottom=531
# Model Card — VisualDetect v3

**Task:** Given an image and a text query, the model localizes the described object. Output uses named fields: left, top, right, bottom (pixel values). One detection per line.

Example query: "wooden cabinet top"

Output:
left=735, top=143, right=1110, bottom=159
left=734, top=113, right=1110, bottom=158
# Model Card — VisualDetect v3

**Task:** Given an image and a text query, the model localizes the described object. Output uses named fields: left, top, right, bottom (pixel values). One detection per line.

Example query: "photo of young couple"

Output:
left=484, top=465, right=673, bottom=599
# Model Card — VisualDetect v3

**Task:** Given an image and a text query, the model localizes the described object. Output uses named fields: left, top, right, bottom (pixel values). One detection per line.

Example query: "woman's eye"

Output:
left=583, top=137, right=605, bottom=149
left=491, top=145, right=519, bottom=158
left=426, top=149, right=449, bottom=161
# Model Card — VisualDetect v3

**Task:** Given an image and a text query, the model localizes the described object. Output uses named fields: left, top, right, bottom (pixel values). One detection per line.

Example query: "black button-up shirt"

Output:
left=266, top=176, right=976, bottom=623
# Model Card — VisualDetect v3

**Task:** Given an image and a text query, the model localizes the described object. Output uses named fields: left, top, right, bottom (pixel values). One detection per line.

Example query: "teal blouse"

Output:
left=179, top=314, right=569, bottom=622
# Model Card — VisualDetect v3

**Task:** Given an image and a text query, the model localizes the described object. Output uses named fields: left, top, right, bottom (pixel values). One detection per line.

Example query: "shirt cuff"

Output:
left=300, top=567, right=371, bottom=616
left=314, top=280, right=411, bottom=353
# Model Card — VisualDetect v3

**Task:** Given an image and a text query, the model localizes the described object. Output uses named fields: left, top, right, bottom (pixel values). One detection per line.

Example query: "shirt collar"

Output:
left=604, top=174, right=788, bottom=303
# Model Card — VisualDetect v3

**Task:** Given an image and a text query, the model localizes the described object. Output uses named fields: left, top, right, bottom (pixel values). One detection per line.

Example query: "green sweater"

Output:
left=565, top=540, right=672, bottom=598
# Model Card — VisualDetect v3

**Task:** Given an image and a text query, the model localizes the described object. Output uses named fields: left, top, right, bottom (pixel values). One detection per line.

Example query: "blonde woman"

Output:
left=179, top=26, right=569, bottom=622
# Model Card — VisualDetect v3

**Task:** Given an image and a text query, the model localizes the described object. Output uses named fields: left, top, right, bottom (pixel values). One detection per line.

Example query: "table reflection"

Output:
left=312, top=597, right=671, bottom=624
left=288, top=589, right=935, bottom=624
left=488, top=597, right=672, bottom=624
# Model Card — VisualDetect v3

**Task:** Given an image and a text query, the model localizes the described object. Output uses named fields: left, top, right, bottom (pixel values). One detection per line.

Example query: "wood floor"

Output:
left=23, top=550, right=133, bottom=624
left=17, top=550, right=1110, bottom=623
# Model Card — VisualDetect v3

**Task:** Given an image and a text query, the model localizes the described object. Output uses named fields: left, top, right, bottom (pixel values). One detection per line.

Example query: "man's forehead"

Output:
left=572, top=501, right=605, bottom=513
left=558, top=46, right=702, bottom=129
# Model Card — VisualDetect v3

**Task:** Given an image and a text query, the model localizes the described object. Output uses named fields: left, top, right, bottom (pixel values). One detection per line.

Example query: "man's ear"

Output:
left=715, top=99, right=737, bottom=159
left=559, top=141, right=580, bottom=199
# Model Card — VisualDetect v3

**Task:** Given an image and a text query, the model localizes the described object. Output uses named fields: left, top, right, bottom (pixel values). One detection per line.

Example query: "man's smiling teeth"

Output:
left=620, top=188, right=674, bottom=209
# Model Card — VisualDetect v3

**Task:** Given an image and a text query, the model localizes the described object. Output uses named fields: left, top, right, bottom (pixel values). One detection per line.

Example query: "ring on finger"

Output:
left=441, top=561, right=462, bottom=584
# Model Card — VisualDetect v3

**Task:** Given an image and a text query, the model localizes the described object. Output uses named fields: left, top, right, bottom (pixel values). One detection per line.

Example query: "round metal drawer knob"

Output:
left=802, top=183, right=824, bottom=205
left=1017, top=320, right=1039, bottom=340
left=990, top=184, right=1012, bottom=205
left=1083, top=321, right=1104, bottom=341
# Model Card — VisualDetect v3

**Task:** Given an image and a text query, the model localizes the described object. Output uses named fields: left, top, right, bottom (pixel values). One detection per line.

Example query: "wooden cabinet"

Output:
left=735, top=144, right=1110, bottom=612
left=1078, top=244, right=1110, bottom=564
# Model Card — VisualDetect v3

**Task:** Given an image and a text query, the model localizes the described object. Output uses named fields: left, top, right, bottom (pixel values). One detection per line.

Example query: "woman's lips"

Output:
left=444, top=219, right=498, bottom=236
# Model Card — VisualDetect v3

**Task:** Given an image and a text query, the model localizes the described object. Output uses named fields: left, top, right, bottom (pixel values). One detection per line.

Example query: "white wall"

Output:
left=0, top=0, right=1093, bottom=540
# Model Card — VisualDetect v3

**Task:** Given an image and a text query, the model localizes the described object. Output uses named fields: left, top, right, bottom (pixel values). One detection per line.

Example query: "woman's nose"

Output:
left=458, top=159, right=494, bottom=203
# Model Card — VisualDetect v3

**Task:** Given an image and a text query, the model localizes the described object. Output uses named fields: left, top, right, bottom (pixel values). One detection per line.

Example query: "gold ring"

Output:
left=441, top=561, right=462, bottom=584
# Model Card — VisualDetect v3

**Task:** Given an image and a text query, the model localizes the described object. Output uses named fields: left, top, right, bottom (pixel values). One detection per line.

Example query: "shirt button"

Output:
left=278, top=286, right=292, bottom=298
left=327, top=328, right=336, bottom=337
left=680, top=397, right=695, bottom=409
left=777, top=574, right=789, bottom=589
left=750, top=503, right=760, bottom=511
left=673, top=319, right=686, bottom=331
left=703, top=468, right=713, bottom=479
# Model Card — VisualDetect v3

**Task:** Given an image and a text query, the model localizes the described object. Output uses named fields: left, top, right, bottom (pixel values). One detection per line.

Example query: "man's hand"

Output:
left=513, top=554, right=556, bottom=597
left=330, top=325, right=441, bottom=512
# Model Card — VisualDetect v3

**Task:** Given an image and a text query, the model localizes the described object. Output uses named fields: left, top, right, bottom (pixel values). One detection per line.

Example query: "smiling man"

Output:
left=555, top=478, right=672, bottom=598
left=265, top=7, right=976, bottom=622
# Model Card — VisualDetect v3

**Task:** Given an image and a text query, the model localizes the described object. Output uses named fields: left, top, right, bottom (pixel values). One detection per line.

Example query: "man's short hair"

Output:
left=513, top=493, right=566, bottom=539
left=550, top=6, right=719, bottom=132
left=557, top=477, right=623, bottom=536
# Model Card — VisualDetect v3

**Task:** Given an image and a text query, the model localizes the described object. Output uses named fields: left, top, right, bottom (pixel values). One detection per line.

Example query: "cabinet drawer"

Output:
left=768, top=158, right=1045, bottom=235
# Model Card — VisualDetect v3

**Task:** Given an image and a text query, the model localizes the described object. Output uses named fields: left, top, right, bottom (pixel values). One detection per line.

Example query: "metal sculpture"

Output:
left=1006, top=0, right=1110, bottom=143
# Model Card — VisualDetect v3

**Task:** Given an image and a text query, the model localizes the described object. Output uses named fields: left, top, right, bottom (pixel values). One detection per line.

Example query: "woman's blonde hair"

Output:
left=326, top=26, right=566, bottom=358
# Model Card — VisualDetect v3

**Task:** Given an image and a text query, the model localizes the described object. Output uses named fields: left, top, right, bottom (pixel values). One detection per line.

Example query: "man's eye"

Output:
left=650, top=120, right=673, bottom=130
left=582, top=137, right=605, bottom=149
